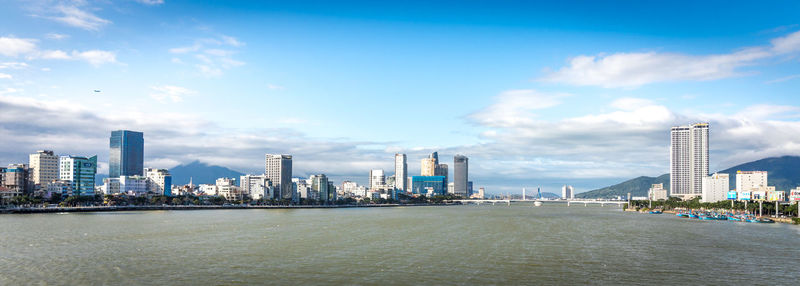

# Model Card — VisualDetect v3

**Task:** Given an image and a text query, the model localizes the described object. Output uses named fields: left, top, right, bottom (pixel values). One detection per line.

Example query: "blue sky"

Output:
left=2, top=0, right=800, bottom=194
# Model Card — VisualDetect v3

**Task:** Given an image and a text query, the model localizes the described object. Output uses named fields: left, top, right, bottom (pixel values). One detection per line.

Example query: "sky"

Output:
left=1, top=0, right=800, bottom=194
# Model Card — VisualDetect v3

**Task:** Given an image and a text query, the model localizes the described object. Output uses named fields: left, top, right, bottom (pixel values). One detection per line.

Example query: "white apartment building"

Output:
left=119, top=175, right=148, bottom=196
left=394, top=154, right=407, bottom=192
left=561, top=185, right=574, bottom=199
left=670, top=123, right=709, bottom=199
left=240, top=174, right=272, bottom=200
left=369, top=169, right=385, bottom=190
left=736, top=171, right=768, bottom=192
left=265, top=154, right=293, bottom=200
left=199, top=184, right=217, bottom=196
left=701, top=173, right=729, bottom=203
left=648, top=183, right=668, bottom=201
left=29, top=150, right=59, bottom=185
left=145, top=168, right=172, bottom=196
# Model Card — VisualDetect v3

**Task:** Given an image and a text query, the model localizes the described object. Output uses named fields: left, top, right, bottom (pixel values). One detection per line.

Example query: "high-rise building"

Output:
left=109, top=130, right=144, bottom=178
left=394, top=154, right=407, bottom=192
left=265, top=154, right=293, bottom=200
left=59, top=155, right=97, bottom=196
left=145, top=168, right=172, bottom=196
left=701, top=173, right=729, bottom=203
left=670, top=123, right=709, bottom=199
left=311, top=174, right=335, bottom=203
left=369, top=169, right=385, bottom=190
left=561, top=185, right=574, bottom=199
left=736, top=171, right=768, bottom=192
left=453, top=155, right=468, bottom=197
left=435, top=164, right=448, bottom=184
left=29, top=150, right=59, bottom=185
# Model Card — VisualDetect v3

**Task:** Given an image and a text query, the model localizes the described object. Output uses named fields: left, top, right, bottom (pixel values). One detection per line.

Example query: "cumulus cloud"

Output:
left=0, top=36, right=117, bottom=66
left=541, top=30, right=800, bottom=88
left=466, top=92, right=800, bottom=180
left=0, top=37, right=38, bottom=57
left=149, top=85, right=196, bottom=103
left=468, top=89, right=569, bottom=128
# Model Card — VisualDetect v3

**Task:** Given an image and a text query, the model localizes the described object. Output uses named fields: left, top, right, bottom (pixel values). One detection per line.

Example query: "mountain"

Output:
left=575, top=174, right=670, bottom=199
left=576, top=155, right=800, bottom=199
left=169, top=161, right=245, bottom=185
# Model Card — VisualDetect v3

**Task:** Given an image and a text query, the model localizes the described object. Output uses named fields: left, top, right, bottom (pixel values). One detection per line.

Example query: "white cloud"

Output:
left=39, top=50, right=71, bottom=60
left=0, top=37, right=38, bottom=57
left=766, top=74, right=800, bottom=84
left=0, top=62, right=29, bottom=69
left=149, top=85, right=196, bottom=103
left=170, top=35, right=246, bottom=77
left=71, top=50, right=117, bottom=66
left=468, top=89, right=568, bottom=128
left=49, top=4, right=111, bottom=31
left=540, top=30, right=800, bottom=88
left=135, top=0, right=165, bottom=5
left=44, top=33, right=69, bottom=40
left=0, top=73, right=11, bottom=79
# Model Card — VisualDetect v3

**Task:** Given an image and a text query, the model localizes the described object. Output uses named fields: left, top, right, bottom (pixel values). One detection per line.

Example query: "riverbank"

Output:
left=0, top=203, right=442, bottom=214
left=653, top=209, right=799, bottom=224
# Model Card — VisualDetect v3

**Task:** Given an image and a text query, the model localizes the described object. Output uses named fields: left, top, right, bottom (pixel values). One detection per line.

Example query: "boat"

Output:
left=689, top=213, right=700, bottom=219
left=533, top=201, right=542, bottom=207
left=649, top=210, right=663, bottom=214
left=676, top=213, right=690, bottom=218
left=748, top=218, right=775, bottom=224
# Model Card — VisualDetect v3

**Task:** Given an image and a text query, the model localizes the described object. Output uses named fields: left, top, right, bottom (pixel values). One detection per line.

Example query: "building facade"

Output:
left=701, top=173, right=729, bottom=203
left=648, top=183, right=668, bottom=201
left=240, top=174, right=272, bottom=200
left=109, top=130, right=144, bottom=178
left=145, top=168, right=172, bottom=196
left=736, top=171, right=768, bottom=192
left=411, top=176, right=447, bottom=196
left=561, top=185, right=574, bottom=199
left=29, top=150, right=59, bottom=186
left=369, top=169, right=385, bottom=190
left=670, top=123, right=709, bottom=199
left=2, top=164, right=31, bottom=196
left=265, top=154, right=293, bottom=200
left=453, top=155, right=468, bottom=197
left=59, top=155, right=97, bottom=196
left=394, top=153, right=407, bottom=192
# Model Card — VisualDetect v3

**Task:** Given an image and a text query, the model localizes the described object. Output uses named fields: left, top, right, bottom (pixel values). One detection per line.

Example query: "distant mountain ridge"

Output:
left=169, top=161, right=245, bottom=185
left=576, top=155, right=800, bottom=199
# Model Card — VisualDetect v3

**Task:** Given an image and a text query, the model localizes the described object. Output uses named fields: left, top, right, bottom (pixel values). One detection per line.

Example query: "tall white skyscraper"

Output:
left=670, top=123, right=709, bottom=199
left=394, top=154, right=407, bottom=192
left=265, top=154, right=293, bottom=200
left=29, top=150, right=59, bottom=185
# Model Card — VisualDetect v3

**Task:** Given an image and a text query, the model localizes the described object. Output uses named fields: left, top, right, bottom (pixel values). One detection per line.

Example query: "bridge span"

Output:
left=452, top=199, right=628, bottom=207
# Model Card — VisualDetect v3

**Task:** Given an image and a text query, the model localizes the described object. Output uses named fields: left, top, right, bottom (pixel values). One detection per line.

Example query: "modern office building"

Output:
left=109, top=130, right=144, bottom=178
left=145, top=168, right=172, bottom=196
left=670, top=123, right=709, bottom=199
left=447, top=182, right=454, bottom=194
left=736, top=171, right=768, bottom=192
left=310, top=174, right=336, bottom=203
left=265, top=154, right=293, bottom=200
left=59, top=155, right=97, bottom=196
left=29, top=150, right=59, bottom=185
left=411, top=176, right=447, bottom=196
left=240, top=174, right=272, bottom=200
left=701, top=173, right=729, bottom=203
left=119, top=176, right=148, bottom=196
left=435, top=164, right=448, bottom=184
left=561, top=185, right=574, bottom=199
left=453, top=155, right=468, bottom=197
left=369, top=169, right=385, bottom=190
left=394, top=153, right=407, bottom=192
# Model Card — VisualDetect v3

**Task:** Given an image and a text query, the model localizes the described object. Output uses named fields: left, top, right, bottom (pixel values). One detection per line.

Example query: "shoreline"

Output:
left=0, top=203, right=443, bottom=214
left=636, top=209, right=798, bottom=224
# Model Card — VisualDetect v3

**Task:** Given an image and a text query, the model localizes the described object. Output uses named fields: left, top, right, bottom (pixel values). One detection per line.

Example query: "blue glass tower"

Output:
left=109, top=130, right=144, bottom=178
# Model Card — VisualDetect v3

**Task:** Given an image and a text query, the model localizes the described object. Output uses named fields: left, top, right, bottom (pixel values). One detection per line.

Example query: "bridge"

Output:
left=452, top=199, right=629, bottom=207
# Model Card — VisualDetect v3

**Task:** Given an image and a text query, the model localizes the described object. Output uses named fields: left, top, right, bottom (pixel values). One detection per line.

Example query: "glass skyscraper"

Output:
left=109, top=130, right=144, bottom=178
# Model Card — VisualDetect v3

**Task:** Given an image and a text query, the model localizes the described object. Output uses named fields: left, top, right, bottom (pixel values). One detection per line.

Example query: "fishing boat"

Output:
left=649, top=210, right=663, bottom=214
left=688, top=213, right=700, bottom=219
left=676, top=213, right=690, bottom=218
left=748, top=218, right=775, bottom=223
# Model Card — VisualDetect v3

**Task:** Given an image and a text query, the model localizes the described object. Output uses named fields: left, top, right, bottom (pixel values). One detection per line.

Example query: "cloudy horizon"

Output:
left=2, top=1, right=800, bottom=194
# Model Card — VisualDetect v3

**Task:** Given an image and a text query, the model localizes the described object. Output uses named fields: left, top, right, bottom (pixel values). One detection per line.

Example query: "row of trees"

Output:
left=628, top=197, right=799, bottom=217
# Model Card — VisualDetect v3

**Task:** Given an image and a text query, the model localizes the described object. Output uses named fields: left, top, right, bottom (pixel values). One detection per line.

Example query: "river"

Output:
left=1, top=204, right=798, bottom=285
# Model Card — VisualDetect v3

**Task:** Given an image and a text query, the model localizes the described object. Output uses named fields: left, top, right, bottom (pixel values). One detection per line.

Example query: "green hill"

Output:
left=576, top=155, right=800, bottom=199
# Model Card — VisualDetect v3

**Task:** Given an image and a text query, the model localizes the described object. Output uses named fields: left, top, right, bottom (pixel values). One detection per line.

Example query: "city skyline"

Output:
left=2, top=1, right=800, bottom=194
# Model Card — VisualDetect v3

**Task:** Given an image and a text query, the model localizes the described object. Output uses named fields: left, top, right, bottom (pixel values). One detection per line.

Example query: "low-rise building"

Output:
left=701, top=173, right=729, bottom=203
left=145, top=168, right=173, bottom=196
left=648, top=183, right=668, bottom=201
